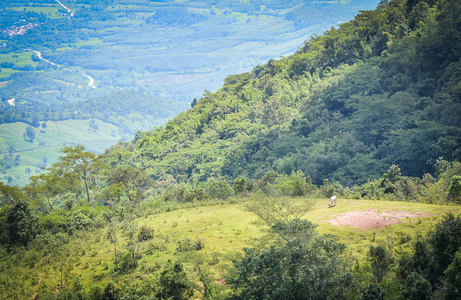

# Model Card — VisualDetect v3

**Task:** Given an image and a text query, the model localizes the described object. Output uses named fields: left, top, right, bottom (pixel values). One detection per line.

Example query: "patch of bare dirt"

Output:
left=329, top=209, right=432, bottom=229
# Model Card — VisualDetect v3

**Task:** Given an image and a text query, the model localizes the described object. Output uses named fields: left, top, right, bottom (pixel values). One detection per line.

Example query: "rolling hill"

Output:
left=1, top=0, right=461, bottom=299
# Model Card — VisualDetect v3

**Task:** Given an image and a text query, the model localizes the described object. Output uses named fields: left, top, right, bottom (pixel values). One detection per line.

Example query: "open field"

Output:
left=9, top=5, right=64, bottom=19
left=2, top=197, right=460, bottom=297
left=0, top=120, right=123, bottom=186
left=0, top=52, right=38, bottom=67
left=0, top=68, right=19, bottom=79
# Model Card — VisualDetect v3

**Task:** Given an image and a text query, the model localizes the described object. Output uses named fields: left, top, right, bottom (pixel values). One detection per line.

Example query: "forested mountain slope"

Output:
left=0, top=0, right=381, bottom=185
left=2, top=1, right=461, bottom=299
left=109, top=0, right=461, bottom=186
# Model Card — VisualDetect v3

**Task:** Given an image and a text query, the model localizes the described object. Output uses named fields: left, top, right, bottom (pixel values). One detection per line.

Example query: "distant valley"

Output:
left=1, top=1, right=461, bottom=298
left=0, top=0, right=380, bottom=185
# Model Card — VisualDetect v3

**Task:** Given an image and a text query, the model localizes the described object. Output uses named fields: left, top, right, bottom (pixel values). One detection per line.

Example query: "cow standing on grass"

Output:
left=328, top=196, right=337, bottom=208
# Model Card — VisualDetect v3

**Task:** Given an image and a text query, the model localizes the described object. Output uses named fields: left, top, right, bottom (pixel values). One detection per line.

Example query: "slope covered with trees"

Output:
left=107, top=0, right=461, bottom=187
left=1, top=0, right=461, bottom=299
left=0, top=0, right=381, bottom=184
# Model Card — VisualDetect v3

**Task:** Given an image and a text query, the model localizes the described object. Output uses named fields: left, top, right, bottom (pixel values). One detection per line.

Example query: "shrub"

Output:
left=163, top=184, right=186, bottom=202
left=368, top=245, right=391, bottom=283
left=39, top=212, right=67, bottom=234
left=397, top=272, right=431, bottom=300
left=361, top=283, right=385, bottom=300
left=176, top=237, right=204, bottom=252
left=138, top=225, right=154, bottom=241
left=448, top=175, right=461, bottom=203
left=319, top=178, right=335, bottom=198
left=117, top=251, right=138, bottom=272
left=66, top=211, right=93, bottom=235
left=176, top=237, right=194, bottom=252
left=157, top=260, right=193, bottom=300
left=361, top=179, right=385, bottom=199
left=205, top=179, right=233, bottom=200
left=185, top=187, right=205, bottom=202
left=426, top=213, right=461, bottom=284
left=275, top=170, right=309, bottom=197
left=444, top=249, right=461, bottom=300
left=234, top=176, right=252, bottom=196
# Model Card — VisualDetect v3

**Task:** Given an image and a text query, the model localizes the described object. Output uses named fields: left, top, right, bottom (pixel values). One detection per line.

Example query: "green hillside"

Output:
left=109, top=0, right=461, bottom=186
left=0, top=0, right=380, bottom=126
left=1, top=0, right=461, bottom=299
left=0, top=0, right=380, bottom=184
left=1, top=198, right=461, bottom=299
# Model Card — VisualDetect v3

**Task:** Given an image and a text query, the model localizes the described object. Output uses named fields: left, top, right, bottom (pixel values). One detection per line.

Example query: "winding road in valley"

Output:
left=24, top=49, right=58, bottom=66
left=56, top=0, right=74, bottom=17
left=83, top=74, right=96, bottom=88
left=23, top=49, right=96, bottom=88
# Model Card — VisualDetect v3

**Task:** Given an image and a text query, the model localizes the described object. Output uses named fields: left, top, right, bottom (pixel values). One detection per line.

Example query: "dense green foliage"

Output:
left=1, top=0, right=461, bottom=298
left=230, top=219, right=355, bottom=299
left=1, top=0, right=379, bottom=184
left=106, top=0, right=461, bottom=187
left=0, top=0, right=374, bottom=128
left=1, top=91, right=187, bottom=135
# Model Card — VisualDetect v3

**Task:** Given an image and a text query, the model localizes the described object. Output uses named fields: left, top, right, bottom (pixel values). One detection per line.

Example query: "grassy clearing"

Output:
left=5, top=197, right=460, bottom=295
left=0, top=120, right=123, bottom=185
left=0, top=52, right=38, bottom=66
left=0, top=68, right=19, bottom=78
left=9, top=5, right=64, bottom=19
left=308, top=199, right=461, bottom=259
left=75, top=38, right=104, bottom=47
left=0, top=52, right=38, bottom=78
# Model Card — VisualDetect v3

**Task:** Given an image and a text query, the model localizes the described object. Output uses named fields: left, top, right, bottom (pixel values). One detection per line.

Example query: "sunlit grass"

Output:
left=2, top=197, right=460, bottom=295
left=9, top=6, right=63, bottom=19
left=75, top=38, right=103, bottom=47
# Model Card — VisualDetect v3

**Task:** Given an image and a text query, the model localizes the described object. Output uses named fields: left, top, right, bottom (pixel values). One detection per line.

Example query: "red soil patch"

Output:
left=329, top=209, right=432, bottom=229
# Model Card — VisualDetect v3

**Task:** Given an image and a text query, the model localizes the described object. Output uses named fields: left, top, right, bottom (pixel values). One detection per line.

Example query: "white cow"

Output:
left=328, top=195, right=337, bottom=208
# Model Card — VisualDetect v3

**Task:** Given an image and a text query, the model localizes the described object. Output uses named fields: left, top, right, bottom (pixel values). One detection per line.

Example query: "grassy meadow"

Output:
left=0, top=120, right=123, bottom=186
left=9, top=5, right=65, bottom=19
left=3, top=197, right=460, bottom=297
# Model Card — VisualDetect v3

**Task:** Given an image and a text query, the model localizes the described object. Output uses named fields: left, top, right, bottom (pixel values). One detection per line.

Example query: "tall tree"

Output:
left=25, top=126, right=35, bottom=141
left=105, top=165, right=151, bottom=210
left=5, top=199, right=38, bottom=248
left=230, top=219, right=354, bottom=299
left=0, top=182, right=27, bottom=206
left=55, top=145, right=102, bottom=204
left=26, top=166, right=79, bottom=211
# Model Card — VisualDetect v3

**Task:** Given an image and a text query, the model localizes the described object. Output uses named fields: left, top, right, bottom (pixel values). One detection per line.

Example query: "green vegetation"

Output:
left=0, top=142, right=460, bottom=298
left=1, top=181, right=461, bottom=298
left=0, top=120, right=124, bottom=186
left=1, top=0, right=461, bottom=299
left=109, top=0, right=461, bottom=187
left=1, top=0, right=378, bottom=184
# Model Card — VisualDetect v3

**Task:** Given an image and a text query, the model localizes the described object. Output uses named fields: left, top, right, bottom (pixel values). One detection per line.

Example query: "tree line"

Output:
left=0, top=144, right=460, bottom=298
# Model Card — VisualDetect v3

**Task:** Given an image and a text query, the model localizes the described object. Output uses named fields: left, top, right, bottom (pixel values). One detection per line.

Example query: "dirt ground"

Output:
left=328, top=209, right=432, bottom=229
